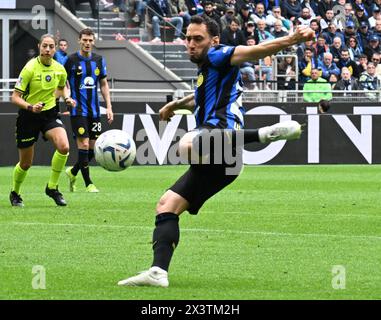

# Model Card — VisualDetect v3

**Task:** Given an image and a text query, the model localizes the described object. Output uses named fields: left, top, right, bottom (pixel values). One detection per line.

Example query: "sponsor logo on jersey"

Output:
left=78, top=127, right=85, bottom=135
left=80, top=76, right=96, bottom=89
left=45, top=75, right=52, bottom=82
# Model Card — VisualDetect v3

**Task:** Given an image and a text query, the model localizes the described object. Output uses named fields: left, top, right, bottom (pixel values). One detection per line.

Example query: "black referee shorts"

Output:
left=15, top=108, right=65, bottom=149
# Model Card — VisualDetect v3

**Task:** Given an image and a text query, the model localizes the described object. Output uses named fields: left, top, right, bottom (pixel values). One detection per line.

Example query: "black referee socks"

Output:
left=152, top=212, right=180, bottom=272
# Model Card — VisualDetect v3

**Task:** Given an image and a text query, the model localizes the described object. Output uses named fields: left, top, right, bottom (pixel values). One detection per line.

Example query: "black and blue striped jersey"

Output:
left=194, top=45, right=245, bottom=130
left=64, top=51, right=107, bottom=118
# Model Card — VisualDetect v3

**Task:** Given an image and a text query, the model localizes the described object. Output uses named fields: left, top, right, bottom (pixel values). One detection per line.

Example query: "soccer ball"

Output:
left=95, top=129, right=136, bottom=171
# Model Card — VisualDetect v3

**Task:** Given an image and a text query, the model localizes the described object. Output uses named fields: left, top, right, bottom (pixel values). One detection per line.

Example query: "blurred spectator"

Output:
left=318, top=52, right=340, bottom=81
left=354, top=6, right=368, bottom=26
left=313, top=35, right=329, bottom=61
left=368, top=5, right=381, bottom=28
left=322, top=23, right=344, bottom=45
left=357, top=53, right=368, bottom=74
left=359, top=62, right=380, bottom=99
left=317, top=0, right=333, bottom=21
left=64, top=0, right=99, bottom=19
left=353, top=0, right=369, bottom=18
left=328, top=73, right=339, bottom=88
left=271, top=19, right=289, bottom=38
left=131, top=1, right=148, bottom=26
left=257, top=56, right=273, bottom=90
left=299, top=47, right=318, bottom=84
left=329, top=37, right=344, bottom=64
left=303, top=68, right=333, bottom=103
left=54, top=39, right=69, bottom=65
left=357, top=22, right=370, bottom=51
left=370, top=52, right=381, bottom=77
left=186, top=0, right=204, bottom=16
left=237, top=4, right=255, bottom=28
left=220, top=7, right=236, bottom=31
left=243, top=20, right=256, bottom=40
left=170, top=0, right=191, bottom=28
left=234, top=0, right=255, bottom=14
left=282, top=0, right=301, bottom=22
left=220, top=17, right=246, bottom=46
left=301, top=0, right=317, bottom=18
left=343, top=20, right=357, bottom=44
left=309, top=19, right=321, bottom=39
left=148, top=0, right=184, bottom=43
left=201, top=2, right=222, bottom=30
left=239, top=36, right=257, bottom=90
left=277, top=56, right=296, bottom=90
left=266, top=6, right=292, bottom=31
left=342, top=3, right=359, bottom=30
left=296, top=39, right=314, bottom=62
left=320, top=9, right=334, bottom=31
left=255, top=19, right=274, bottom=43
left=252, top=3, right=267, bottom=24
left=364, top=35, right=381, bottom=61
left=333, top=67, right=361, bottom=94
left=372, top=19, right=381, bottom=39
left=346, top=36, right=362, bottom=61
left=337, top=48, right=360, bottom=78
left=111, top=0, right=127, bottom=12
left=298, top=7, right=313, bottom=26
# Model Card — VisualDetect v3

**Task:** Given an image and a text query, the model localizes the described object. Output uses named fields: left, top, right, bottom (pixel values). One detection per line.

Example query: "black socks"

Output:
left=152, top=212, right=180, bottom=271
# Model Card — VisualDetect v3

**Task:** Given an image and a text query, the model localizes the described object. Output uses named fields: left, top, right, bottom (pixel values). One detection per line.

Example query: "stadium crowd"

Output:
left=64, top=0, right=381, bottom=95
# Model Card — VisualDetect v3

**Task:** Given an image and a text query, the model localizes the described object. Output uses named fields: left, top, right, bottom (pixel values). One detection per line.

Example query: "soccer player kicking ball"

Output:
left=118, top=16, right=314, bottom=287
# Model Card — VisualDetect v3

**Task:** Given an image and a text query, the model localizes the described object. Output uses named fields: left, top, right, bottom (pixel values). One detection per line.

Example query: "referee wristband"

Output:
left=27, top=105, right=33, bottom=112
left=64, top=97, right=70, bottom=102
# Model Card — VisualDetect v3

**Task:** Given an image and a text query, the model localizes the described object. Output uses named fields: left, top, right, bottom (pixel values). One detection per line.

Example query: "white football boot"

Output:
left=117, top=266, right=169, bottom=288
left=258, top=120, right=303, bottom=143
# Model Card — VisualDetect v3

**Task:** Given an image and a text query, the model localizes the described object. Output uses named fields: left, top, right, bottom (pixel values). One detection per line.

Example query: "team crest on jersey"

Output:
left=78, top=127, right=85, bottom=135
left=45, top=75, right=52, bottom=82
left=94, top=67, right=100, bottom=76
left=197, top=74, right=204, bottom=87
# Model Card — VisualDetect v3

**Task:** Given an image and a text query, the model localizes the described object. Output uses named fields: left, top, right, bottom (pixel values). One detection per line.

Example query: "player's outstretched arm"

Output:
left=230, top=25, right=315, bottom=66
left=159, top=93, right=195, bottom=121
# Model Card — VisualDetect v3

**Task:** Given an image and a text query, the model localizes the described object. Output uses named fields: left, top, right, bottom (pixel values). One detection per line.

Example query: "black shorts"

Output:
left=170, top=163, right=242, bottom=215
left=70, top=116, right=102, bottom=140
left=170, top=125, right=243, bottom=215
left=16, top=108, right=65, bottom=149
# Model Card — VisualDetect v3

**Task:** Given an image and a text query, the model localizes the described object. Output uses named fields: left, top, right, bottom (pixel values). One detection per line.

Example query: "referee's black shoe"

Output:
left=10, top=191, right=24, bottom=207
left=45, top=185, right=67, bottom=206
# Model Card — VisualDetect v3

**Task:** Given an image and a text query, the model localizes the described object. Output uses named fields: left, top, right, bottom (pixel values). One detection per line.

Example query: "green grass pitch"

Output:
left=0, top=165, right=380, bottom=300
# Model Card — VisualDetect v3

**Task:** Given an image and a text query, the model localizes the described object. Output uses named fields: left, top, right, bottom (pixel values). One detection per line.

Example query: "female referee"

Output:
left=10, top=34, right=76, bottom=207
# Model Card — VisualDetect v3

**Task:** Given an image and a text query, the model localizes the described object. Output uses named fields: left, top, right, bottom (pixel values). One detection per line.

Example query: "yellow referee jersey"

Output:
left=14, top=56, right=67, bottom=111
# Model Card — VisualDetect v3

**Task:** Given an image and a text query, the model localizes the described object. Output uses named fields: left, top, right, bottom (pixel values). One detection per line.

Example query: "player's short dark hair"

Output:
left=190, top=15, right=220, bottom=37
left=79, top=28, right=95, bottom=39
left=319, top=99, right=330, bottom=113
left=204, top=1, right=213, bottom=6
left=58, top=38, right=68, bottom=44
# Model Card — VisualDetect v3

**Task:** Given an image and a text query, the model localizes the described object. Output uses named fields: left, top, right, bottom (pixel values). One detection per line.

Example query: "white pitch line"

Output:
left=4, top=221, right=381, bottom=241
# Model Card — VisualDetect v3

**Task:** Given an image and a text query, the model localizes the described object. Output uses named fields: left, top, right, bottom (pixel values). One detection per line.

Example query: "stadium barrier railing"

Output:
left=1, top=78, right=381, bottom=103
